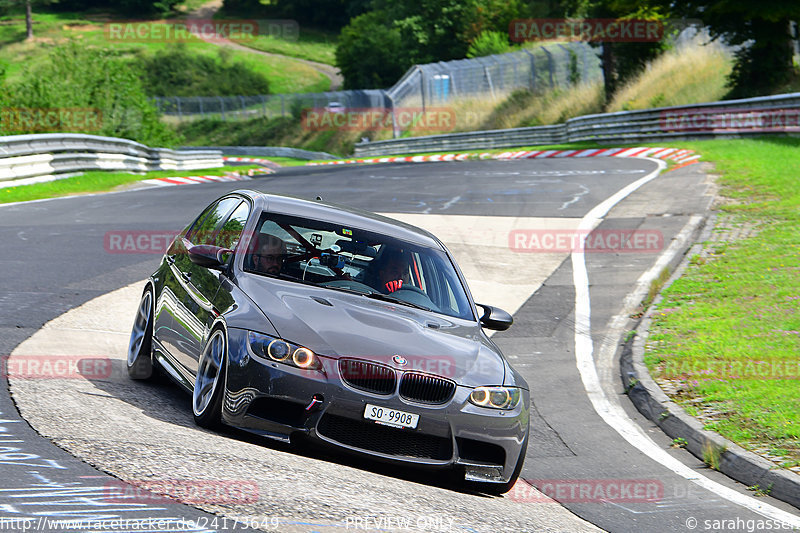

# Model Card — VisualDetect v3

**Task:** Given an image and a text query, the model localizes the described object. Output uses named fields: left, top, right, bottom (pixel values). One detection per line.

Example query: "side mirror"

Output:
left=476, top=304, right=513, bottom=331
left=188, top=244, right=233, bottom=270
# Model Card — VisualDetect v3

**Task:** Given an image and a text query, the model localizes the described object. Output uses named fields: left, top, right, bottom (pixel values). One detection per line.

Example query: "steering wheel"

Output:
left=394, top=285, right=426, bottom=296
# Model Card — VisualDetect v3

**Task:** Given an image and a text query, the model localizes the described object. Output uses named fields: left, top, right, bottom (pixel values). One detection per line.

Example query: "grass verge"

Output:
left=228, top=28, right=338, bottom=66
left=643, top=137, right=800, bottom=469
left=0, top=165, right=261, bottom=204
left=0, top=12, right=330, bottom=94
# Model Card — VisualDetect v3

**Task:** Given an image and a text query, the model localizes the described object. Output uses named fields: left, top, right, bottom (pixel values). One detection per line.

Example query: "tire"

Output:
left=192, top=327, right=227, bottom=428
left=127, top=287, right=154, bottom=380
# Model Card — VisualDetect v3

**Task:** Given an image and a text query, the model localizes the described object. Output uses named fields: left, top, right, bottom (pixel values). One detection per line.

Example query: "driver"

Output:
left=253, top=234, right=287, bottom=275
left=375, top=249, right=411, bottom=294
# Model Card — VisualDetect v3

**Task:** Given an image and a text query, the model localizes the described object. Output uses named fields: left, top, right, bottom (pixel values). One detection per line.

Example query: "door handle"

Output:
left=166, top=254, right=176, bottom=265
left=181, top=271, right=192, bottom=283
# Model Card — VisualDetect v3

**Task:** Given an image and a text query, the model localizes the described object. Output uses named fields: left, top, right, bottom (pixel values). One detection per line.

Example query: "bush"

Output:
left=466, top=31, right=511, bottom=58
left=139, top=45, right=270, bottom=97
left=2, top=41, right=178, bottom=146
left=335, top=11, right=409, bottom=89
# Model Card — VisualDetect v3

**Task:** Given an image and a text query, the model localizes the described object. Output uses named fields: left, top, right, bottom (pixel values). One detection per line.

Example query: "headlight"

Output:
left=469, top=386, right=521, bottom=410
left=248, top=332, right=321, bottom=371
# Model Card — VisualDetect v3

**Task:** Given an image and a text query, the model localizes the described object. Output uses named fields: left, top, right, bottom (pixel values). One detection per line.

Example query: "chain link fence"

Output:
left=387, top=42, right=600, bottom=108
left=154, top=42, right=602, bottom=135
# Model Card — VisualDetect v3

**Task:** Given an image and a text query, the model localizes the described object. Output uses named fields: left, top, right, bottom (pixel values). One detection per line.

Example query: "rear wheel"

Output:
left=193, top=328, right=227, bottom=428
left=127, top=288, right=154, bottom=380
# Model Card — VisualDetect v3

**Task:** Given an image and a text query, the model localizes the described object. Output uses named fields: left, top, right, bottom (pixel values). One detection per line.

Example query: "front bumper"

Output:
left=222, top=328, right=529, bottom=483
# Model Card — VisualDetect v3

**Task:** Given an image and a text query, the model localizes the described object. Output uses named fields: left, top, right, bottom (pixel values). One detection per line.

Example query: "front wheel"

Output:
left=127, top=288, right=154, bottom=380
left=193, top=328, right=227, bottom=428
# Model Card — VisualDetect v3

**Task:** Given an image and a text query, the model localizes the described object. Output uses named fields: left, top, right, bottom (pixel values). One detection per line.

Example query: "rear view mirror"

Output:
left=476, top=304, right=513, bottom=331
left=188, top=244, right=233, bottom=270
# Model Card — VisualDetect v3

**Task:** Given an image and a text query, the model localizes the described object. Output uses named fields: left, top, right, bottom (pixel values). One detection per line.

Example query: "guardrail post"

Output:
left=419, top=67, right=426, bottom=113
left=483, top=66, right=495, bottom=99
left=541, top=46, right=555, bottom=89
left=176, top=98, right=182, bottom=121
left=523, top=49, right=536, bottom=91
left=219, top=97, right=226, bottom=120
left=386, top=92, right=399, bottom=139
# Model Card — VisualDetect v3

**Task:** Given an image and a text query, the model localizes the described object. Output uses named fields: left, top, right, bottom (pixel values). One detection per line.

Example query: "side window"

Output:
left=186, top=197, right=241, bottom=245
left=216, top=201, right=250, bottom=250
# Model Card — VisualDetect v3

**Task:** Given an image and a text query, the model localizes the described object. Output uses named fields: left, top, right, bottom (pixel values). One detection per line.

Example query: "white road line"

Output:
left=571, top=158, right=800, bottom=526
left=442, top=196, right=461, bottom=210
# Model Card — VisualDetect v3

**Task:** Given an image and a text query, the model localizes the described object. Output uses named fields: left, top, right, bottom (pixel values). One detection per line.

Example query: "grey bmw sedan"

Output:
left=127, top=190, right=529, bottom=494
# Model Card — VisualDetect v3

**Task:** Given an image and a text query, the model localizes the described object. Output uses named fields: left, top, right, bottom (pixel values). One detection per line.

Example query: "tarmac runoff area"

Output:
left=7, top=213, right=599, bottom=533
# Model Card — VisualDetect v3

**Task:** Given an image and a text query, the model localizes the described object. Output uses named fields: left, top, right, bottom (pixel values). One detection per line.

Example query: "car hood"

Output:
left=236, top=275, right=505, bottom=386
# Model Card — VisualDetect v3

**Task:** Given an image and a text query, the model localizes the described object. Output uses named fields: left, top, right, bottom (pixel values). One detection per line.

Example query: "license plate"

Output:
left=364, top=404, right=419, bottom=429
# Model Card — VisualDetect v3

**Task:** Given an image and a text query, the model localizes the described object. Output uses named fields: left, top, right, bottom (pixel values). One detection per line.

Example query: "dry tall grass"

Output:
left=607, top=41, right=732, bottom=112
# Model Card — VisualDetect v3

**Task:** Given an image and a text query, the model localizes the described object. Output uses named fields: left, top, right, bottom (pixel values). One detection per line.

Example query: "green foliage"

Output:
left=466, top=30, right=511, bottom=58
left=335, top=11, right=408, bottom=89
left=221, top=0, right=368, bottom=31
left=561, top=0, right=671, bottom=102
left=2, top=41, right=178, bottom=145
left=54, top=0, right=179, bottom=16
left=139, top=45, right=271, bottom=97
left=336, top=0, right=528, bottom=89
left=649, top=0, right=800, bottom=97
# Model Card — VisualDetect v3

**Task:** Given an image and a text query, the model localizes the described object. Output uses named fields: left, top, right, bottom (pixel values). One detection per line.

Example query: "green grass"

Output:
left=0, top=12, right=330, bottom=94
left=608, top=41, right=732, bottom=112
left=230, top=27, right=338, bottom=66
left=644, top=137, right=800, bottom=466
left=0, top=165, right=261, bottom=204
left=254, top=156, right=309, bottom=166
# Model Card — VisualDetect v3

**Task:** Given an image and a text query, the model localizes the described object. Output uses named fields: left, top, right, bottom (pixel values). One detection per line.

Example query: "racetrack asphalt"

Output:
left=1, top=158, right=799, bottom=532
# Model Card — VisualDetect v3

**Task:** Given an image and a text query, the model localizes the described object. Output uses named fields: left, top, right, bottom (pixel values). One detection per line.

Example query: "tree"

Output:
left=657, top=0, right=800, bottom=97
left=335, top=11, right=408, bottom=89
left=561, top=0, right=669, bottom=104
left=336, top=0, right=527, bottom=88
left=0, top=0, right=58, bottom=40
left=221, top=0, right=369, bottom=31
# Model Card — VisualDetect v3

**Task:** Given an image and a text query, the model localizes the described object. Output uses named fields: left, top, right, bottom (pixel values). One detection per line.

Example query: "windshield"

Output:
left=243, top=212, right=474, bottom=321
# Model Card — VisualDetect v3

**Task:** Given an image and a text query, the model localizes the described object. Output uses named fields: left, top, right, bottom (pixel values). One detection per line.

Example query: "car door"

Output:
left=159, top=196, right=243, bottom=375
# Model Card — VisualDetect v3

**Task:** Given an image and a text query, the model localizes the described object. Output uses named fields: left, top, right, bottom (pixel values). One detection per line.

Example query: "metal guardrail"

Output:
left=0, top=133, right=223, bottom=183
left=180, top=145, right=338, bottom=160
left=354, top=92, right=800, bottom=156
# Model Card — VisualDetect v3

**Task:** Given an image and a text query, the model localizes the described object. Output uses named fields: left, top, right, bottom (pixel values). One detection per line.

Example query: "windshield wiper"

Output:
left=322, top=285, right=373, bottom=296
left=365, top=292, right=432, bottom=312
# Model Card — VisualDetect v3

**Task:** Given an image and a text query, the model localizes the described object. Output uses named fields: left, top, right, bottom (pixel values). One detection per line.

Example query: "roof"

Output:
left=237, top=190, right=444, bottom=249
